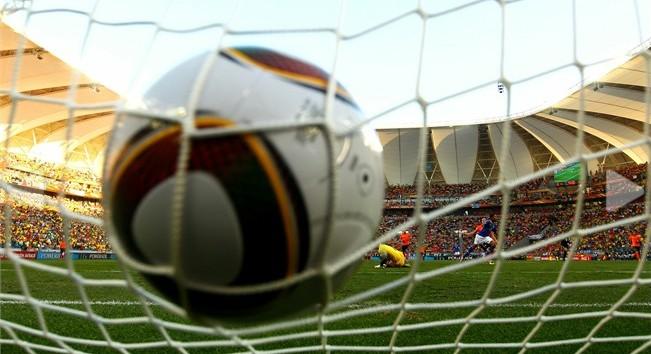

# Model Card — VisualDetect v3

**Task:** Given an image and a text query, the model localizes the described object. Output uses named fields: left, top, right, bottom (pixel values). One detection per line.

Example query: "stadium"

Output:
left=1, top=1, right=651, bottom=353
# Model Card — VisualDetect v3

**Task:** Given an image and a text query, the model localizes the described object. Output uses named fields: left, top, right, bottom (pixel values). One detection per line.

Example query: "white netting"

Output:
left=1, top=0, right=651, bottom=353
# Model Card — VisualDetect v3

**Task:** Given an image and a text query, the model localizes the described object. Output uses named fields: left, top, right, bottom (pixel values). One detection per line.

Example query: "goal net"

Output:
left=1, top=0, right=651, bottom=353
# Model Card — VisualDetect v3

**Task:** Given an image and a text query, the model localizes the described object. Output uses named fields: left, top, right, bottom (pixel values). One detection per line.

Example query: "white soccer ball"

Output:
left=105, top=47, right=384, bottom=323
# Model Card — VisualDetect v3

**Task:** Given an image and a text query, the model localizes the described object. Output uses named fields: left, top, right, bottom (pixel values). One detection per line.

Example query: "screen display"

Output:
left=554, top=162, right=581, bottom=183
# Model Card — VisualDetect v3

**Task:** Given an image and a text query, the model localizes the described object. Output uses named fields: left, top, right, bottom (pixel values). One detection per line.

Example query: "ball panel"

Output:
left=111, top=117, right=312, bottom=289
left=133, top=172, right=244, bottom=286
left=110, top=125, right=182, bottom=262
left=225, top=47, right=330, bottom=83
left=189, top=130, right=295, bottom=284
left=259, top=135, right=311, bottom=273
left=222, top=47, right=357, bottom=108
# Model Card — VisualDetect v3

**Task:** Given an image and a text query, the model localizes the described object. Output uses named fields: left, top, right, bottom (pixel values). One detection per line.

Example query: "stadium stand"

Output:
left=1, top=152, right=647, bottom=261
left=381, top=162, right=648, bottom=260
left=0, top=153, right=105, bottom=253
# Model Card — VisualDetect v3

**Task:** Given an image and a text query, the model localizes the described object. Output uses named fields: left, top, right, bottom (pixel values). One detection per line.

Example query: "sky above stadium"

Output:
left=2, top=0, right=651, bottom=128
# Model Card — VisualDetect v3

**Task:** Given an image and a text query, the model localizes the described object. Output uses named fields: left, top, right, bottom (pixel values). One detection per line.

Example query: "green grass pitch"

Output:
left=1, top=260, right=650, bottom=353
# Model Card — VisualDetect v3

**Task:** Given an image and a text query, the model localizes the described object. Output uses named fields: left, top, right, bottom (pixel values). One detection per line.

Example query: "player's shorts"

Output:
left=401, top=245, right=409, bottom=252
left=474, top=234, right=493, bottom=245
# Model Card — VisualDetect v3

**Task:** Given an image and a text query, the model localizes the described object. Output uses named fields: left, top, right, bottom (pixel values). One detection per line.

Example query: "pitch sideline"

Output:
left=1, top=299, right=650, bottom=308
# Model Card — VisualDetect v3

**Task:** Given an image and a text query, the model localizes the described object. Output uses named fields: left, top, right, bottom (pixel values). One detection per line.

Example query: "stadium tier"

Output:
left=1, top=152, right=101, bottom=199
left=384, top=163, right=648, bottom=209
left=1, top=156, right=646, bottom=260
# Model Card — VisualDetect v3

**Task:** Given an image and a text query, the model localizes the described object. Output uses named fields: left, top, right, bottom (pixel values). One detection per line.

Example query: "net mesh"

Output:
left=1, top=0, right=651, bottom=353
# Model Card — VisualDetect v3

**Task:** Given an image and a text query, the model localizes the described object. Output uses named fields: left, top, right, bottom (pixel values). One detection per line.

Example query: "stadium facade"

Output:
left=378, top=53, right=648, bottom=184
left=2, top=23, right=649, bottom=187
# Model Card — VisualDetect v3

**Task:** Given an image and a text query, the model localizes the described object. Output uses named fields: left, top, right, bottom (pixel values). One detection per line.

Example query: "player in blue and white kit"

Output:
left=461, top=216, right=497, bottom=261
left=452, top=242, right=461, bottom=260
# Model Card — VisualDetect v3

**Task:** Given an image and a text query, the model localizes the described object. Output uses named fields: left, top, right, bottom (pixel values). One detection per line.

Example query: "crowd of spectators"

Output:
left=0, top=189, right=106, bottom=252
left=384, top=163, right=648, bottom=209
left=376, top=200, right=646, bottom=260
left=0, top=151, right=647, bottom=260
left=385, top=183, right=487, bottom=199
left=1, top=152, right=101, bottom=198
left=379, top=164, right=649, bottom=259
left=0, top=153, right=105, bottom=251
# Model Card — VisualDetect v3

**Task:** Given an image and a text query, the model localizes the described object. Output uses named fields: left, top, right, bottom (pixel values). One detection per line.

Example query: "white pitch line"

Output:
left=344, top=302, right=651, bottom=309
left=1, top=300, right=650, bottom=308
left=0, top=300, right=155, bottom=306
left=0, top=269, right=123, bottom=273
left=490, top=302, right=651, bottom=308
left=0, top=268, right=651, bottom=274
left=356, top=270, right=651, bottom=275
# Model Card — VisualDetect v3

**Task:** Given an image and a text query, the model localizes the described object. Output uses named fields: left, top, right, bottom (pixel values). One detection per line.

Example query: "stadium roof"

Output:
left=1, top=23, right=116, bottom=172
left=377, top=53, right=649, bottom=184
left=1, top=22, right=649, bottom=183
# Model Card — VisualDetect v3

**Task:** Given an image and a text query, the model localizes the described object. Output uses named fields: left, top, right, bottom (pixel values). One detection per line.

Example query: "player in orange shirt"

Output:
left=400, top=231, right=412, bottom=260
left=59, top=239, right=66, bottom=259
left=628, top=232, right=643, bottom=261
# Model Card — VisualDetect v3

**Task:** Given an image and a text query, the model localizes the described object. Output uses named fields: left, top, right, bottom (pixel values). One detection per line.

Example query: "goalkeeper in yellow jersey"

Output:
left=375, top=243, right=410, bottom=268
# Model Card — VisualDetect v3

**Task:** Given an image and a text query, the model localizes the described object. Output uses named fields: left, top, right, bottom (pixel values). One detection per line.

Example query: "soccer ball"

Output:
left=105, top=47, right=384, bottom=323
